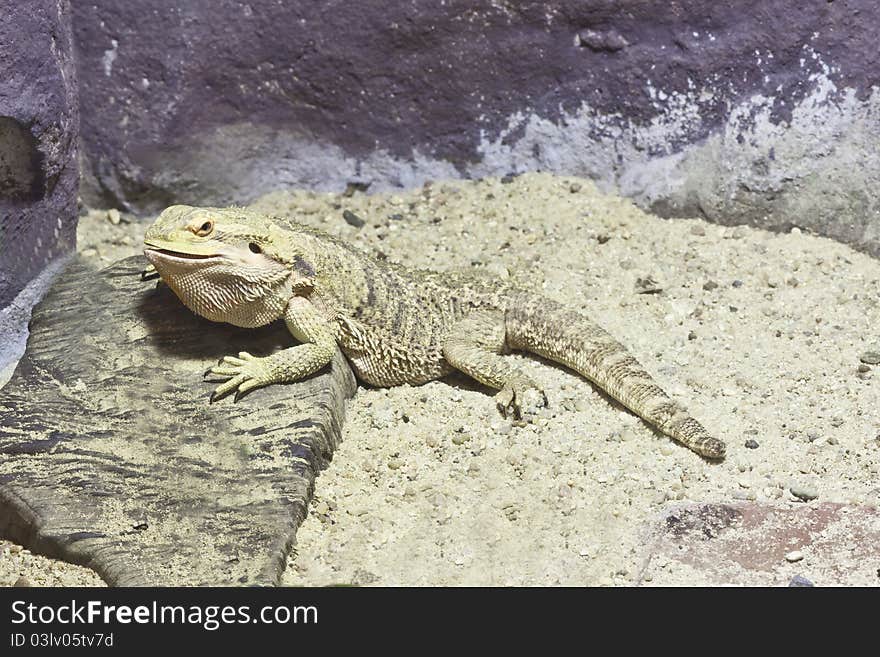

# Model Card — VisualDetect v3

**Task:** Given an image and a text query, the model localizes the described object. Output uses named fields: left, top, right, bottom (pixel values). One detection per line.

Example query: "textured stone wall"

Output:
left=71, top=1, right=880, bottom=255
left=0, top=0, right=79, bottom=308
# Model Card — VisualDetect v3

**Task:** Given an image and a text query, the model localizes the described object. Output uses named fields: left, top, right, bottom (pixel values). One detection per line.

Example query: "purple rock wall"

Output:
left=2, top=1, right=879, bottom=313
left=68, top=1, right=880, bottom=255
left=0, top=0, right=78, bottom=307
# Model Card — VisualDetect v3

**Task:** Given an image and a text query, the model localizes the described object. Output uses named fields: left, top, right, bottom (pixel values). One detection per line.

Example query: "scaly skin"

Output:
left=143, top=205, right=726, bottom=459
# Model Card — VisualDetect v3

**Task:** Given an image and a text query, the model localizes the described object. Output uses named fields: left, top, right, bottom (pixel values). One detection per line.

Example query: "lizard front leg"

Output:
left=207, top=296, right=336, bottom=401
left=442, top=310, right=547, bottom=420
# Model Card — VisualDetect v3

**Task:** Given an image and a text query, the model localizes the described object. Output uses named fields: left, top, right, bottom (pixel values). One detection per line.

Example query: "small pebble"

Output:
left=13, top=576, right=31, bottom=587
left=702, top=280, right=718, bottom=291
left=342, top=209, right=366, bottom=228
left=569, top=182, right=582, bottom=193
left=785, top=550, right=804, bottom=563
left=732, top=279, right=743, bottom=288
left=635, top=276, right=663, bottom=294
left=788, top=575, right=814, bottom=587
left=687, top=331, right=697, bottom=341
left=858, top=363, right=871, bottom=373
left=859, top=351, right=880, bottom=365
left=452, top=434, right=470, bottom=445
left=690, top=225, right=706, bottom=236
left=495, top=422, right=512, bottom=435
left=107, top=208, right=121, bottom=225
left=790, top=485, right=819, bottom=502
left=745, top=439, right=759, bottom=449
left=763, top=486, right=783, bottom=499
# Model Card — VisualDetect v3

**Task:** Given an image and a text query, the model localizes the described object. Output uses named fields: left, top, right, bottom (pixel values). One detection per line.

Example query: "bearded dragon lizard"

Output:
left=143, top=205, right=726, bottom=459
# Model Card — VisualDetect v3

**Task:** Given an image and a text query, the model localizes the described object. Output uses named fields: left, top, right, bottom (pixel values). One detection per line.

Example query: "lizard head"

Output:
left=143, top=205, right=307, bottom=327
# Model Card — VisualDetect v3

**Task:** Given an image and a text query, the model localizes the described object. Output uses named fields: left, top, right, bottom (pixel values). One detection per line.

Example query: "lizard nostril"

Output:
left=248, top=242, right=262, bottom=254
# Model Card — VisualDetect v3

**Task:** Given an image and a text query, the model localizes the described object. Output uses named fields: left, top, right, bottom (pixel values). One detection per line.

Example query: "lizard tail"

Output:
left=505, top=294, right=725, bottom=459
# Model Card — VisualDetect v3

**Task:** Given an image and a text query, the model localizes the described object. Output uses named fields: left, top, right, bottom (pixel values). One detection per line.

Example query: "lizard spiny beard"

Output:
left=162, top=261, right=292, bottom=328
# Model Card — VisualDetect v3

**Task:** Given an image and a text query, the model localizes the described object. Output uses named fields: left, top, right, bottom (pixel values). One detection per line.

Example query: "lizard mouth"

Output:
left=143, top=248, right=226, bottom=272
left=143, top=248, right=222, bottom=262
left=144, top=249, right=217, bottom=260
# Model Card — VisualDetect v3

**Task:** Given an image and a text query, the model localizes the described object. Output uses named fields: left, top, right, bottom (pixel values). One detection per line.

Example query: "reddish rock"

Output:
left=643, top=502, right=880, bottom=586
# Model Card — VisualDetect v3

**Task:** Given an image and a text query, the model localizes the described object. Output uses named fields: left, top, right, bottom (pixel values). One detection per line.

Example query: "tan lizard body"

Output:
left=143, top=205, right=725, bottom=459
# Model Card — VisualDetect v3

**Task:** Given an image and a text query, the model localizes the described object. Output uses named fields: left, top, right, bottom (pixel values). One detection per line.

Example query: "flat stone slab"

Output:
left=0, top=256, right=356, bottom=585
left=641, top=502, right=880, bottom=586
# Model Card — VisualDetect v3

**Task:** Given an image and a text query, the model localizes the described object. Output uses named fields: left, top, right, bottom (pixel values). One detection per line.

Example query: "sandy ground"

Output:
left=2, top=172, right=879, bottom=586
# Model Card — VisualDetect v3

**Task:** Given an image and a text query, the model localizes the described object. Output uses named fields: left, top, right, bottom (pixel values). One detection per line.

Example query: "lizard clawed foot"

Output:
left=494, top=377, right=548, bottom=422
left=204, top=352, right=275, bottom=402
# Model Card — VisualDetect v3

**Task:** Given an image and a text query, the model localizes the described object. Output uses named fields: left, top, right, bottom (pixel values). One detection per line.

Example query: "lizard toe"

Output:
left=206, top=353, right=274, bottom=401
left=494, top=377, right=545, bottom=422
left=140, top=264, right=159, bottom=281
left=211, top=374, right=247, bottom=401
left=494, top=387, right=516, bottom=418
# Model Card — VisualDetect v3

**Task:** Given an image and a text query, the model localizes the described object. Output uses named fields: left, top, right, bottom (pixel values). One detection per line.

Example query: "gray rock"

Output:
left=788, top=575, right=814, bottom=587
left=0, top=257, right=356, bottom=586
left=0, top=1, right=78, bottom=308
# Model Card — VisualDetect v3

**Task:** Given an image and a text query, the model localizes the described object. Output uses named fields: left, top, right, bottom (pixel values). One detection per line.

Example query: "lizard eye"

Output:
left=248, top=242, right=262, bottom=254
left=192, top=220, right=214, bottom=237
